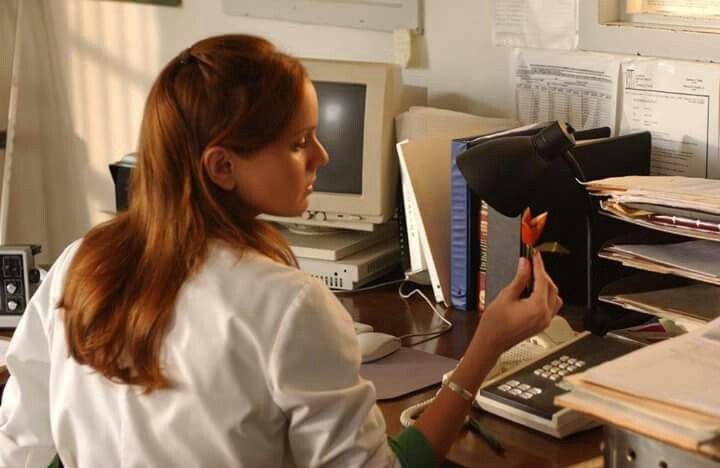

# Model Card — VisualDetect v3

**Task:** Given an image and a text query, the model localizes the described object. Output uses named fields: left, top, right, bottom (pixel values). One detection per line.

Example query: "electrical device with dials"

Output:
left=0, top=245, right=42, bottom=329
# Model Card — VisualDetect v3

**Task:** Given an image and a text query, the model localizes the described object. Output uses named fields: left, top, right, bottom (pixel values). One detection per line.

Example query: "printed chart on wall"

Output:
left=511, top=49, right=621, bottom=133
left=493, top=0, right=578, bottom=50
left=620, top=60, right=720, bottom=178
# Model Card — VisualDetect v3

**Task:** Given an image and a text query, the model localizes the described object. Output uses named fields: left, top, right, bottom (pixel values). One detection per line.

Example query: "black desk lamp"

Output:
left=456, top=121, right=597, bottom=310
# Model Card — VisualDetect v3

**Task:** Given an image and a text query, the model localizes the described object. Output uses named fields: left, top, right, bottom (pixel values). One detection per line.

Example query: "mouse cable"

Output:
left=396, top=282, right=453, bottom=342
left=330, top=278, right=452, bottom=343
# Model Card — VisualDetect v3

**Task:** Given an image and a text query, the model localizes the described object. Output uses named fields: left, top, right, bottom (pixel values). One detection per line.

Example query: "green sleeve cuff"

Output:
left=388, top=426, right=436, bottom=468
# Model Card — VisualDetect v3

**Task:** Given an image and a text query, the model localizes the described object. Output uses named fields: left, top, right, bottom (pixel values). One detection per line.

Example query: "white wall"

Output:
left=0, top=0, right=18, bottom=131
left=4, top=0, right=514, bottom=262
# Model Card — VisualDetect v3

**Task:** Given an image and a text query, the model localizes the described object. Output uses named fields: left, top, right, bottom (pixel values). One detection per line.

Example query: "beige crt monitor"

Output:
left=262, top=58, right=426, bottom=233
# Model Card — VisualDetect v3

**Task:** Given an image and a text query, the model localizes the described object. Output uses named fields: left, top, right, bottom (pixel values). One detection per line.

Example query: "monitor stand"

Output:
left=275, top=221, right=397, bottom=261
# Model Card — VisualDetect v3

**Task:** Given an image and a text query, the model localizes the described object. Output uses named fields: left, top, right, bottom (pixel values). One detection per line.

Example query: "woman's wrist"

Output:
left=449, top=330, right=504, bottom=394
left=470, top=320, right=506, bottom=360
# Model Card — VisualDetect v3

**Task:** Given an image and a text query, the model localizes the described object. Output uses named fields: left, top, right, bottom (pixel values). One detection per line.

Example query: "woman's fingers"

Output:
left=531, top=252, right=552, bottom=302
left=530, top=252, right=563, bottom=323
left=505, top=257, right=532, bottom=299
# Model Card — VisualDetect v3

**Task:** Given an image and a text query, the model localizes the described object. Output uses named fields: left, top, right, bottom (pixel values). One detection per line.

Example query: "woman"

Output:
left=0, top=34, right=562, bottom=467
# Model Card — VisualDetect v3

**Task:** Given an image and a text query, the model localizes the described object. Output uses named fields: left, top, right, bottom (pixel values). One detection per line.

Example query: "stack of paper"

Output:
left=556, top=318, right=720, bottom=459
left=585, top=176, right=720, bottom=241
left=607, top=318, right=686, bottom=344
left=599, top=239, right=720, bottom=285
left=599, top=272, right=720, bottom=327
left=588, top=175, right=720, bottom=327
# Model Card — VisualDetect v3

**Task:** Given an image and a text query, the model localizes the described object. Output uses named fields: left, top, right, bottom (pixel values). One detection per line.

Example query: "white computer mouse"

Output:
left=353, top=322, right=374, bottom=334
left=357, top=332, right=401, bottom=363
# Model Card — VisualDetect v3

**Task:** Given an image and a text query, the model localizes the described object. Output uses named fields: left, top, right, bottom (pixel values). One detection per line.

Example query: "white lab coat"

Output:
left=0, top=240, right=397, bottom=467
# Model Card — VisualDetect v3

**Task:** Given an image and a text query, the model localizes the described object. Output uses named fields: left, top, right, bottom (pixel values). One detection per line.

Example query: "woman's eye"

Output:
left=293, top=140, right=307, bottom=150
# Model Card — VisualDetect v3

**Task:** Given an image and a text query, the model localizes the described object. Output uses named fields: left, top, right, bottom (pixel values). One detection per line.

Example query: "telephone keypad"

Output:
left=497, top=384, right=544, bottom=400
left=531, top=355, right=583, bottom=381
left=483, top=335, right=643, bottom=420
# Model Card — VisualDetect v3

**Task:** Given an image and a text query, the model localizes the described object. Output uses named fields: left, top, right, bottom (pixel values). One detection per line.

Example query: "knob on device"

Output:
left=0, top=244, right=42, bottom=329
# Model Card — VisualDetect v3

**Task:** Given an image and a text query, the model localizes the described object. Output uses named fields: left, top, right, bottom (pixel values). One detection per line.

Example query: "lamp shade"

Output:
left=456, top=121, right=576, bottom=217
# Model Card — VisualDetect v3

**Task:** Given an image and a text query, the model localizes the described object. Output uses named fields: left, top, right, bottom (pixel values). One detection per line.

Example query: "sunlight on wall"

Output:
left=13, top=0, right=398, bottom=260
left=0, top=0, right=18, bottom=131
left=60, top=0, right=159, bottom=221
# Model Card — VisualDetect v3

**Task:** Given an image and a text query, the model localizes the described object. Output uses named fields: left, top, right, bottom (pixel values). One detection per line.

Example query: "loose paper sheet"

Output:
left=604, top=239, right=720, bottom=283
left=599, top=274, right=720, bottom=324
left=493, top=0, right=578, bottom=50
left=511, top=49, right=621, bottom=132
left=586, top=176, right=720, bottom=217
left=620, top=59, right=720, bottom=178
left=586, top=175, right=720, bottom=200
left=581, top=317, right=720, bottom=418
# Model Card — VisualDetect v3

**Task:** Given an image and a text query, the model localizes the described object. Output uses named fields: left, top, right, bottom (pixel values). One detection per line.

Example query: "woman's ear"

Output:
left=202, top=146, right=237, bottom=191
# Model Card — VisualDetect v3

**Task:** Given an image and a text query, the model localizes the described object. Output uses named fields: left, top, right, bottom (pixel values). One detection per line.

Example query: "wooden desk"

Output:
left=339, top=283, right=602, bottom=468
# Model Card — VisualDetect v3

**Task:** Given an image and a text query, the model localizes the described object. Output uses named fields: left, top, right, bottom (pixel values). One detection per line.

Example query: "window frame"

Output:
left=578, top=0, right=720, bottom=62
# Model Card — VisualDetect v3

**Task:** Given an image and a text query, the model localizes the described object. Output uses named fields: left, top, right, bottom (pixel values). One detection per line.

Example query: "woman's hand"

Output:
left=473, top=251, right=563, bottom=354
left=412, top=251, right=563, bottom=463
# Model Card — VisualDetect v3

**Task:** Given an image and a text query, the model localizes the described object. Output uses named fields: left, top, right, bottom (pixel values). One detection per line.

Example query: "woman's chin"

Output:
left=268, top=206, right=308, bottom=218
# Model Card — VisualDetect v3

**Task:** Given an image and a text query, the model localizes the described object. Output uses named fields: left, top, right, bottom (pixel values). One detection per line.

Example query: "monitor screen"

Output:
left=314, top=81, right=366, bottom=195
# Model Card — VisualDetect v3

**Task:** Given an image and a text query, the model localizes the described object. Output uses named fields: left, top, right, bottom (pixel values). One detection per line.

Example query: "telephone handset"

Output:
left=528, top=315, right=576, bottom=348
left=484, top=315, right=577, bottom=381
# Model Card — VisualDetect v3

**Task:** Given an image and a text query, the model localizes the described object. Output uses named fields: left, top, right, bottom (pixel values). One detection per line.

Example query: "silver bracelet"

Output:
left=443, top=380, right=475, bottom=402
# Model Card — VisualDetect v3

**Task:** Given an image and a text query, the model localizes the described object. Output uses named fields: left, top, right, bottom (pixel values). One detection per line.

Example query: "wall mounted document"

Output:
left=493, top=0, right=578, bottom=50
left=222, top=0, right=421, bottom=33
left=511, top=49, right=622, bottom=132
left=620, top=59, right=720, bottom=178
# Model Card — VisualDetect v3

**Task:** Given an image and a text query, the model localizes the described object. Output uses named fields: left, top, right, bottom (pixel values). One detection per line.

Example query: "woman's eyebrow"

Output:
left=289, top=126, right=314, bottom=138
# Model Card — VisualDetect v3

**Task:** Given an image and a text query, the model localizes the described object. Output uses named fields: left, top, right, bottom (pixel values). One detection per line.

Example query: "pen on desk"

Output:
left=467, top=416, right=505, bottom=455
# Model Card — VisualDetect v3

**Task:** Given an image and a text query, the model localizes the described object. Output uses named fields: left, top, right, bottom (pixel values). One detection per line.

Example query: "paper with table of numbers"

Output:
left=511, top=48, right=622, bottom=133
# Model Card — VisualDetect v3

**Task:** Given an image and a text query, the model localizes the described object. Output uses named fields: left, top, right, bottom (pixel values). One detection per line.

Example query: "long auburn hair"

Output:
left=59, top=35, right=304, bottom=393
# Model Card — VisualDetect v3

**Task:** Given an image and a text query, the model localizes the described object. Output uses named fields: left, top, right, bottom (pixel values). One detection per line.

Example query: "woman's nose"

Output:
left=313, top=140, right=330, bottom=168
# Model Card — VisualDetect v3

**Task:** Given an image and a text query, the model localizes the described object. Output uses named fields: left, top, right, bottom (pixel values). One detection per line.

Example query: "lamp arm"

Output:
left=563, top=150, right=596, bottom=310
left=561, top=149, right=587, bottom=183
